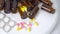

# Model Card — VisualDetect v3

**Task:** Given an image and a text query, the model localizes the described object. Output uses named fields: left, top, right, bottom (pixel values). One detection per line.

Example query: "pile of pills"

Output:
left=16, top=22, right=32, bottom=32
left=16, top=18, right=39, bottom=32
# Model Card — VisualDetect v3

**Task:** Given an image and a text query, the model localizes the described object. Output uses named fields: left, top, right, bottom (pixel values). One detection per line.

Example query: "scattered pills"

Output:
left=29, top=18, right=39, bottom=26
left=16, top=22, right=32, bottom=32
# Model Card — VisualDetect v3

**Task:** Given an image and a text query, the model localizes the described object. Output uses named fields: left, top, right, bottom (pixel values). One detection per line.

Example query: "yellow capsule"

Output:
left=29, top=18, right=39, bottom=26
left=29, top=19, right=32, bottom=22
left=27, top=27, right=31, bottom=32
left=29, top=18, right=36, bottom=23
left=34, top=22, right=39, bottom=26
left=16, top=27, right=22, bottom=31
left=32, top=18, right=36, bottom=21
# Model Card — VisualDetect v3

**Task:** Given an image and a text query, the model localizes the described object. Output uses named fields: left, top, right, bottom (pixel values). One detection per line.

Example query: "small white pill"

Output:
left=4, top=25, right=11, bottom=32
left=8, top=21, right=15, bottom=27
left=0, top=21, right=5, bottom=28
left=0, top=13, right=4, bottom=19
left=4, top=17, right=9, bottom=23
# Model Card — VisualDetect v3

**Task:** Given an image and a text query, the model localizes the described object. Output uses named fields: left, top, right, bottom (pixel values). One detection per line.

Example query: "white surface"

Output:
left=51, top=0, right=60, bottom=34
left=0, top=0, right=59, bottom=34
left=52, top=16, right=60, bottom=34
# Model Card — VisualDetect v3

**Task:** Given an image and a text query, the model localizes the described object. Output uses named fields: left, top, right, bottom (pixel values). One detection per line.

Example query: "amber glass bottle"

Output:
left=4, top=0, right=11, bottom=13
left=11, top=0, right=18, bottom=13
left=18, top=2, right=27, bottom=19
left=0, top=0, right=4, bottom=10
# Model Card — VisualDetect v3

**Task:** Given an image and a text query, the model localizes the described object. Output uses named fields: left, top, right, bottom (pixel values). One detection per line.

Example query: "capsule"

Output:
left=11, top=0, right=18, bottom=13
left=18, top=3, right=27, bottom=19
left=4, top=0, right=11, bottom=13
left=41, top=4, right=55, bottom=14
left=40, top=0, right=53, bottom=6
left=0, top=0, right=4, bottom=10
left=27, top=27, right=31, bottom=32
left=28, top=6, right=39, bottom=19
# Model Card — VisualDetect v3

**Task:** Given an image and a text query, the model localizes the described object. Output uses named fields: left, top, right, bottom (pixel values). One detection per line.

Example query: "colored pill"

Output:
left=34, top=22, right=39, bottom=26
left=16, top=27, right=22, bottom=31
left=27, top=27, right=31, bottom=32
left=28, top=23, right=32, bottom=27
left=29, top=18, right=36, bottom=23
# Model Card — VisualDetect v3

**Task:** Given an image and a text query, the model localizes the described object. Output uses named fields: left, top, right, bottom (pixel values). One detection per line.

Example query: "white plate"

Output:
left=0, top=0, right=59, bottom=34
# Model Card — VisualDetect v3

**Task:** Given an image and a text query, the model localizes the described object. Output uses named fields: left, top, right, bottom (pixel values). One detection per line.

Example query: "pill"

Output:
left=29, top=18, right=35, bottom=22
left=8, top=21, right=15, bottom=27
left=16, top=27, right=22, bottom=31
left=3, top=17, right=10, bottom=23
left=0, top=21, right=5, bottom=28
left=27, top=27, right=31, bottom=32
left=20, top=22, right=26, bottom=28
left=34, top=22, right=39, bottom=26
left=28, top=23, right=32, bottom=27
left=0, top=13, right=5, bottom=19
left=3, top=25, right=11, bottom=32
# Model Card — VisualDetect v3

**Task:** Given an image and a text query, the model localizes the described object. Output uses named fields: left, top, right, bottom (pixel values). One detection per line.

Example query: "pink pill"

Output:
left=16, top=23, right=20, bottom=27
left=28, top=23, right=32, bottom=27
